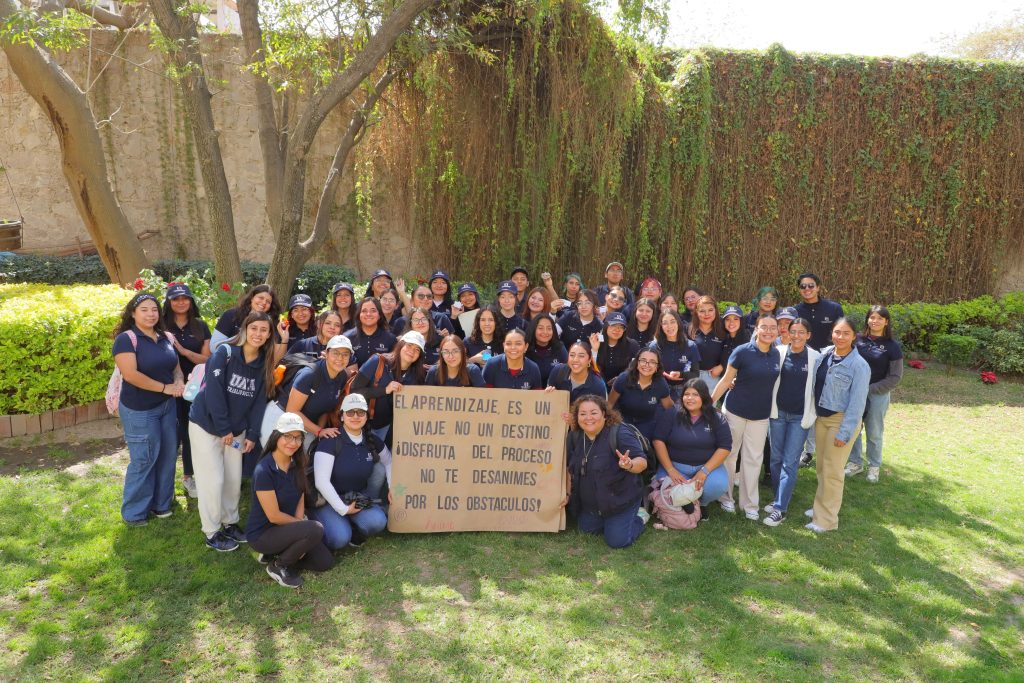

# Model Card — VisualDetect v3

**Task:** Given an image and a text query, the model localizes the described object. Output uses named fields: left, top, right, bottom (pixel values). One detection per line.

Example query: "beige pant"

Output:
left=811, top=412, right=862, bottom=530
left=189, top=422, right=245, bottom=537
left=719, top=409, right=769, bottom=515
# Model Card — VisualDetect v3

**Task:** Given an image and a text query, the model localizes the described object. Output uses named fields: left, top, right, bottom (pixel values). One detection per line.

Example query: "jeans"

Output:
left=768, top=410, right=809, bottom=512
left=848, top=391, right=891, bottom=468
left=175, top=397, right=194, bottom=477
left=120, top=398, right=178, bottom=522
left=308, top=504, right=388, bottom=550
left=699, top=370, right=720, bottom=394
left=654, top=462, right=728, bottom=505
left=249, top=520, right=334, bottom=572
left=577, top=498, right=645, bottom=548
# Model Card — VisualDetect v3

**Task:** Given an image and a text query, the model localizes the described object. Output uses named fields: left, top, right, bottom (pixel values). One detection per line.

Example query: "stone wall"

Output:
left=0, top=30, right=431, bottom=279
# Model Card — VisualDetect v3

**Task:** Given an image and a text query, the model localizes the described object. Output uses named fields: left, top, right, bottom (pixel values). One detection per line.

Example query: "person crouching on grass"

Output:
left=247, top=412, right=334, bottom=589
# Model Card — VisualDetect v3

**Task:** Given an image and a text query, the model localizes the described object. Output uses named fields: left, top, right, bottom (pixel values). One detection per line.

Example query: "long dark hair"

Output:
left=314, top=310, right=343, bottom=344
left=626, top=297, right=657, bottom=338
left=234, top=284, right=282, bottom=326
left=402, top=307, right=441, bottom=347
left=470, top=305, right=506, bottom=345
left=861, top=305, right=893, bottom=340
left=386, top=339, right=427, bottom=384
left=525, top=313, right=564, bottom=353
left=522, top=287, right=554, bottom=323
left=287, top=300, right=318, bottom=334
left=687, top=295, right=726, bottom=340
left=353, top=297, right=385, bottom=336
left=332, top=284, right=358, bottom=324
left=676, top=378, right=717, bottom=424
left=117, top=293, right=167, bottom=336
left=627, top=346, right=663, bottom=385
left=226, top=311, right=278, bottom=398
left=655, top=309, right=686, bottom=345
left=161, top=292, right=204, bottom=338
left=434, top=335, right=471, bottom=386
left=261, top=431, right=309, bottom=499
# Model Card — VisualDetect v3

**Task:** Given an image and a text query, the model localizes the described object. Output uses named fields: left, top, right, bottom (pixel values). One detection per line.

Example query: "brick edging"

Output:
left=0, top=400, right=111, bottom=438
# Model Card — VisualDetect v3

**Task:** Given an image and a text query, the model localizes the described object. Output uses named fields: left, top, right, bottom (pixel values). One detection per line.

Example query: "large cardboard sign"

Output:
left=388, top=385, right=570, bottom=533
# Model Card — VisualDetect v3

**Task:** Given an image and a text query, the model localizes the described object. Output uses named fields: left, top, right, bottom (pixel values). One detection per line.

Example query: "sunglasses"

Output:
left=799, top=283, right=817, bottom=290
left=345, top=409, right=367, bottom=417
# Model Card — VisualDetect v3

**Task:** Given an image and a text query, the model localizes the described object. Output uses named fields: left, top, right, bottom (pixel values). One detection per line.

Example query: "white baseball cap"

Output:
left=400, top=330, right=426, bottom=351
left=341, top=394, right=369, bottom=412
left=274, top=412, right=306, bottom=434
left=325, top=335, right=354, bottom=352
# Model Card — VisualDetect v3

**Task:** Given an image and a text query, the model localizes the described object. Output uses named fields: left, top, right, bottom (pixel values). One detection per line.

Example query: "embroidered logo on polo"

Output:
left=648, top=396, right=657, bottom=404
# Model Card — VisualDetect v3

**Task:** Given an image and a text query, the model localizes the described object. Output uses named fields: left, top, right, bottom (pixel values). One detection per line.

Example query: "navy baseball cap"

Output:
left=723, top=305, right=743, bottom=318
left=165, top=283, right=193, bottom=301
left=496, top=280, right=517, bottom=295
left=430, top=270, right=450, bottom=284
left=332, top=282, right=355, bottom=296
left=370, top=269, right=392, bottom=281
left=777, top=306, right=797, bottom=320
left=288, top=293, right=313, bottom=310
left=510, top=266, right=529, bottom=279
left=605, top=311, right=628, bottom=327
left=457, top=282, right=478, bottom=296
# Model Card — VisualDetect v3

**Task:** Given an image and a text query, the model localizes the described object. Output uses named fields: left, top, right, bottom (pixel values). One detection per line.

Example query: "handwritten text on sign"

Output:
left=388, top=385, right=569, bottom=533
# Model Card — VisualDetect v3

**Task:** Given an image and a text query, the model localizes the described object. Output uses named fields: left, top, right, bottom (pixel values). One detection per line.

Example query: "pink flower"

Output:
left=133, top=278, right=144, bottom=290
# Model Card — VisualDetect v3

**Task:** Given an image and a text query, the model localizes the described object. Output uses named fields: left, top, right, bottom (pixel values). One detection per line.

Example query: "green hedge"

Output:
left=0, top=284, right=133, bottom=414
left=0, top=255, right=356, bottom=308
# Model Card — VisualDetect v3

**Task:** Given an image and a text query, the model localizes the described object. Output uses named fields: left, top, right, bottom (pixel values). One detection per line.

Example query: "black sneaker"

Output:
left=348, top=528, right=368, bottom=548
left=256, top=553, right=274, bottom=565
left=205, top=531, right=240, bottom=552
left=266, top=561, right=303, bottom=589
left=763, top=509, right=786, bottom=527
left=221, top=524, right=247, bottom=544
left=152, top=509, right=173, bottom=519
left=124, top=517, right=149, bottom=527
left=698, top=505, right=709, bottom=522
left=799, top=452, right=814, bottom=468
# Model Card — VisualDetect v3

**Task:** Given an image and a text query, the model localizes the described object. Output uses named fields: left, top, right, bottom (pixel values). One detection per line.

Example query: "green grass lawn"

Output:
left=2, top=367, right=1022, bottom=682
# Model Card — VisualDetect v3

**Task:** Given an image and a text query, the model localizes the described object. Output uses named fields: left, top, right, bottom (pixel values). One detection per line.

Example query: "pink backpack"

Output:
left=106, top=330, right=176, bottom=415
left=647, top=478, right=701, bottom=530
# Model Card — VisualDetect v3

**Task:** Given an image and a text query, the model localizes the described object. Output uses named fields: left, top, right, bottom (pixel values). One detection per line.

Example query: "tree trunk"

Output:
left=0, top=0, right=149, bottom=284
left=148, top=0, right=242, bottom=285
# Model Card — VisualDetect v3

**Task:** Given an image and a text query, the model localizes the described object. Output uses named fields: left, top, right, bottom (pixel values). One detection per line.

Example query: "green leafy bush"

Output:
left=0, top=284, right=133, bottom=414
left=934, top=334, right=980, bottom=371
left=975, top=327, right=1024, bottom=375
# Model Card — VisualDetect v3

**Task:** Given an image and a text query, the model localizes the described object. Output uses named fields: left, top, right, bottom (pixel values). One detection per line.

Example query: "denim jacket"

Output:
left=817, top=345, right=871, bottom=443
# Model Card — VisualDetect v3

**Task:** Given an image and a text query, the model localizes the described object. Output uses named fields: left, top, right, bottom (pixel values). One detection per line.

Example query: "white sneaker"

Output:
left=763, top=503, right=778, bottom=513
left=637, top=508, right=651, bottom=525
left=844, top=462, right=864, bottom=477
left=745, top=509, right=759, bottom=521
left=183, top=477, right=198, bottom=499
left=805, top=522, right=827, bottom=533
left=720, top=500, right=736, bottom=514
left=867, top=467, right=880, bottom=483
left=804, top=508, right=814, bottom=519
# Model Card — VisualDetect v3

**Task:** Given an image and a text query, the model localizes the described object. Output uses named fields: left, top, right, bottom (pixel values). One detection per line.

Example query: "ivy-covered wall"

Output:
left=398, top=1, right=1024, bottom=302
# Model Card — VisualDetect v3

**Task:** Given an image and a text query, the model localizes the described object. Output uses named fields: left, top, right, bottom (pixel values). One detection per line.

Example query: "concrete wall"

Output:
left=0, top=30, right=430, bottom=279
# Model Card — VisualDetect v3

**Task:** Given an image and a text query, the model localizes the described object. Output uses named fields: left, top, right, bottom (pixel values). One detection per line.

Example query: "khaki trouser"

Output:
left=719, top=409, right=769, bottom=515
left=811, top=412, right=863, bottom=530
left=189, top=422, right=246, bottom=537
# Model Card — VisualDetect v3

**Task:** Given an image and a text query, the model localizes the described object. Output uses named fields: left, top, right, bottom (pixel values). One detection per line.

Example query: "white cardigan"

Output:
left=769, top=344, right=822, bottom=429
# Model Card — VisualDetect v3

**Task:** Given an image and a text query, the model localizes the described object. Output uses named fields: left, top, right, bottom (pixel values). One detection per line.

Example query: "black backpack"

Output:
left=274, top=352, right=324, bottom=400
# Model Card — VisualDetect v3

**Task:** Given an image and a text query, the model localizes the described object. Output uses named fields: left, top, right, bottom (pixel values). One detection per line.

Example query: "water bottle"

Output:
left=231, top=439, right=242, bottom=450
left=481, top=346, right=492, bottom=362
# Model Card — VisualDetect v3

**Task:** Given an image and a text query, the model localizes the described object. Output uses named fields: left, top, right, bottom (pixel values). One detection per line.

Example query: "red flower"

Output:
left=980, top=371, right=998, bottom=385
left=221, top=282, right=231, bottom=292
left=908, top=360, right=925, bottom=369
left=133, top=278, right=144, bottom=290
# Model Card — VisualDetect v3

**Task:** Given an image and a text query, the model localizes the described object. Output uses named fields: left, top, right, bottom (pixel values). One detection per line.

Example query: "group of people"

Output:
left=111, top=263, right=903, bottom=586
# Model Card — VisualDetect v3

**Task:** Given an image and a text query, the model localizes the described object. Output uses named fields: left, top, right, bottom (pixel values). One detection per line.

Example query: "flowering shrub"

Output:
left=133, top=268, right=245, bottom=320
left=980, top=371, right=998, bottom=384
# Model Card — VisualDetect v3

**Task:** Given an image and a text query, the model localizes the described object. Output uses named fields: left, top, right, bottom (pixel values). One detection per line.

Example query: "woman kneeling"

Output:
left=246, top=413, right=334, bottom=589
left=565, top=396, right=649, bottom=548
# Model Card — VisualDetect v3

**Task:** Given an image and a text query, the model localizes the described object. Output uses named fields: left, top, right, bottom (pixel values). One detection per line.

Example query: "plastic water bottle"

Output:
left=481, top=346, right=492, bottom=361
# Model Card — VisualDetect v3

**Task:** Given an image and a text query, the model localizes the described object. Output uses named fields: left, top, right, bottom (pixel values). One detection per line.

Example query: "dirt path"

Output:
left=0, top=417, right=126, bottom=475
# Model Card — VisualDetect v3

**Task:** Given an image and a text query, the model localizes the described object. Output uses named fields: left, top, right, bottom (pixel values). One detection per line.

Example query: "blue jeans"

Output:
left=699, top=370, right=720, bottom=394
left=120, top=398, right=178, bottom=522
left=848, top=391, right=891, bottom=468
left=578, top=498, right=645, bottom=548
left=768, top=410, right=809, bottom=512
left=308, top=504, right=388, bottom=550
left=654, top=462, right=728, bottom=505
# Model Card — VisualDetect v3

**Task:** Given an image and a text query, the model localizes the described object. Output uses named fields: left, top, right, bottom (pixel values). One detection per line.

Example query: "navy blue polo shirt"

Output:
left=112, top=327, right=178, bottom=411
left=795, top=298, right=845, bottom=351
left=546, top=364, right=608, bottom=402
left=314, top=433, right=376, bottom=495
left=214, top=308, right=242, bottom=338
left=527, top=344, right=568, bottom=383
left=611, top=371, right=670, bottom=441
left=596, top=338, right=640, bottom=388
left=499, top=312, right=526, bottom=334
left=776, top=348, right=809, bottom=415
left=286, top=323, right=317, bottom=352
left=425, top=364, right=485, bottom=387
left=856, top=335, right=903, bottom=384
left=281, top=361, right=347, bottom=423
left=724, top=341, right=781, bottom=420
left=289, top=336, right=326, bottom=356
left=167, top=318, right=211, bottom=378
left=626, top=325, right=655, bottom=348
left=653, top=407, right=732, bottom=467
left=357, top=355, right=420, bottom=428
left=245, top=454, right=302, bottom=543
left=482, top=355, right=543, bottom=390
left=692, top=328, right=726, bottom=370
left=653, top=339, right=702, bottom=385
left=814, top=351, right=840, bottom=417
left=595, top=283, right=634, bottom=306
left=465, top=338, right=499, bottom=360
left=558, top=314, right=603, bottom=348
left=344, top=327, right=397, bottom=367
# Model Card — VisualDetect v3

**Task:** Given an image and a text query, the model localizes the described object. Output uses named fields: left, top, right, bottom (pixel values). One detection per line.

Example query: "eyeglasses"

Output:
left=761, top=295, right=778, bottom=302
left=637, top=359, right=656, bottom=367
left=411, top=317, right=429, bottom=324
left=440, top=349, right=461, bottom=357
left=799, top=283, right=817, bottom=290
left=607, top=294, right=621, bottom=301
left=345, top=409, right=367, bottom=417
left=280, top=433, right=303, bottom=444
left=414, top=293, right=431, bottom=299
